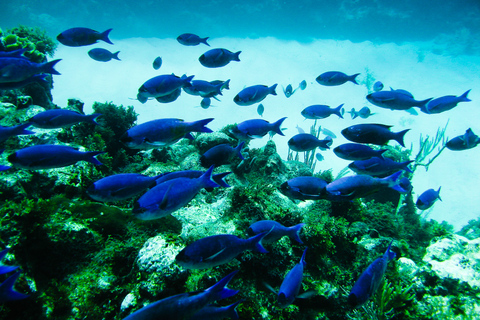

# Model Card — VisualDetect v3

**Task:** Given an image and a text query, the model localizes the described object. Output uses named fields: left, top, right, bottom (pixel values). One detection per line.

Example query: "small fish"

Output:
left=0, top=271, right=30, bottom=303
left=320, top=127, right=337, bottom=139
left=301, top=104, right=344, bottom=119
left=57, top=27, right=113, bottom=47
left=29, top=109, right=101, bottom=129
left=279, top=176, right=328, bottom=201
left=341, top=123, right=410, bottom=147
left=177, top=33, right=210, bottom=46
left=199, top=48, right=241, bottom=68
left=248, top=220, right=305, bottom=244
left=421, top=89, right=471, bottom=114
left=0, top=248, right=19, bottom=275
left=316, top=71, right=359, bottom=86
left=87, top=173, right=161, bottom=202
left=299, top=80, right=307, bottom=90
left=190, top=299, right=244, bottom=320
left=277, top=248, right=309, bottom=308
left=0, top=57, right=61, bottom=83
left=123, top=271, right=238, bottom=320
left=234, top=84, right=277, bottom=106
left=288, top=133, right=332, bottom=152
left=348, top=240, right=396, bottom=307
left=348, top=157, right=414, bottom=177
left=137, top=74, right=193, bottom=104
left=315, top=153, right=324, bottom=161
left=284, top=84, right=295, bottom=98
left=416, top=187, right=441, bottom=210
left=200, top=142, right=245, bottom=168
left=296, top=125, right=305, bottom=134
left=0, top=123, right=34, bottom=143
left=257, top=104, right=265, bottom=117
left=175, top=233, right=268, bottom=269
left=348, top=107, right=375, bottom=119
left=373, top=81, right=384, bottom=92
left=367, top=90, right=432, bottom=111
left=229, top=117, right=287, bottom=140
left=121, top=118, right=213, bottom=149
left=333, top=143, right=387, bottom=161
left=133, top=166, right=219, bottom=220
left=88, top=48, right=120, bottom=62
left=8, top=145, right=103, bottom=170
left=152, top=56, right=162, bottom=70
left=200, top=97, right=211, bottom=109
left=446, top=128, right=480, bottom=151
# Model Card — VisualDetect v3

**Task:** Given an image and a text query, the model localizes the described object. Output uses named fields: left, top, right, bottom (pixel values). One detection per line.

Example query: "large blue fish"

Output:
left=348, top=157, right=414, bottom=177
left=133, top=166, right=219, bottom=220
left=155, top=170, right=231, bottom=189
left=88, top=48, right=120, bottom=62
left=416, top=187, right=441, bottom=210
left=421, top=90, right=471, bottom=114
left=121, top=118, right=213, bottom=149
left=229, top=117, right=286, bottom=140
left=326, top=172, right=406, bottom=201
left=87, top=173, right=161, bottom=202
left=316, top=71, right=359, bottom=86
left=301, top=104, right=344, bottom=119
left=233, top=84, right=277, bottom=106
left=122, top=270, right=239, bottom=320
left=341, top=124, right=409, bottom=147
left=57, top=27, right=113, bottom=47
left=175, top=232, right=268, bottom=269
left=200, top=142, right=245, bottom=168
left=8, top=145, right=103, bottom=170
left=348, top=240, right=396, bottom=307
left=367, top=90, right=432, bottom=110
left=199, top=49, right=241, bottom=68
left=373, top=81, right=384, bottom=92
left=279, top=176, right=328, bottom=201
left=0, top=57, right=61, bottom=83
left=0, top=271, right=29, bottom=303
left=177, top=33, right=210, bottom=46
left=136, top=74, right=193, bottom=104
left=446, top=128, right=480, bottom=151
left=277, top=248, right=308, bottom=308
left=248, top=220, right=305, bottom=244
left=29, top=109, right=101, bottom=129
left=190, top=299, right=243, bottom=320
left=0, top=123, right=34, bottom=143
left=288, top=133, right=332, bottom=152
left=333, top=143, right=387, bottom=161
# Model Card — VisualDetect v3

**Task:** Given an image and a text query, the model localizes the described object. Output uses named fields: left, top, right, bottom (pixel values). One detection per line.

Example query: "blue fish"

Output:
left=152, top=56, right=162, bottom=70
left=184, top=80, right=225, bottom=97
left=200, top=142, right=245, bottom=168
left=333, top=143, right=387, bottom=161
left=137, top=74, right=193, bottom=104
left=57, top=27, right=113, bottom=47
left=0, top=271, right=29, bottom=303
left=155, top=170, right=232, bottom=189
left=0, top=73, right=48, bottom=90
left=234, top=84, right=277, bottom=106
left=200, top=97, right=211, bottom=109
left=315, top=153, right=324, bottom=161
left=0, top=123, right=34, bottom=143
left=326, top=171, right=406, bottom=201
left=316, top=71, right=359, bottom=86
left=30, top=109, right=101, bottom=129
left=277, top=248, right=308, bottom=308
left=87, top=173, right=161, bottom=202
left=348, top=157, right=414, bottom=177
left=446, top=128, right=480, bottom=151
left=199, top=48, right=241, bottom=68
left=0, top=248, right=19, bottom=275
left=348, top=240, right=396, bottom=307
left=284, top=84, right=295, bottom=98
left=133, top=166, right=219, bottom=220
left=257, top=103, right=265, bottom=117
left=421, top=89, right=471, bottom=114
left=121, top=118, right=213, bottom=149
left=230, top=117, right=287, bottom=140
left=279, top=176, right=328, bottom=201
left=8, top=144, right=103, bottom=170
left=373, top=81, right=384, bottom=92
left=348, top=107, right=375, bottom=119
left=123, top=270, right=238, bottom=320
left=248, top=220, right=305, bottom=244
left=288, top=133, right=332, bottom=152
left=301, top=104, right=344, bottom=119
left=416, top=187, right=441, bottom=210
left=191, top=299, right=243, bottom=320
left=177, top=33, right=210, bottom=46
left=299, top=80, right=307, bottom=90
left=341, top=123, right=410, bottom=147
left=0, top=57, right=61, bottom=83
left=88, top=48, right=120, bottom=62
left=367, top=90, right=432, bottom=110
left=175, top=232, right=268, bottom=269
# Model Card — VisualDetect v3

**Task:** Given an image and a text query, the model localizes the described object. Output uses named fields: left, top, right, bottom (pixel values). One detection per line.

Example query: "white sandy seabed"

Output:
left=51, top=36, right=480, bottom=231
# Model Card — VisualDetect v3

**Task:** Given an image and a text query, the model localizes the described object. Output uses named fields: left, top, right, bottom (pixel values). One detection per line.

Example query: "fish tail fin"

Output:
left=86, top=113, right=102, bottom=125
left=181, top=74, right=194, bottom=87
left=349, top=73, right=360, bottom=85
left=100, top=28, right=114, bottom=45
left=395, top=129, right=410, bottom=147
left=385, top=171, right=407, bottom=193
left=192, top=118, right=214, bottom=133
left=335, top=104, right=344, bottom=119
left=221, top=79, right=231, bottom=90
left=437, top=187, right=442, bottom=201
left=269, top=84, right=278, bottom=95
left=377, top=149, right=388, bottom=159
left=200, top=165, right=221, bottom=189
left=112, top=51, right=121, bottom=61
left=385, top=240, right=396, bottom=261
left=202, top=37, right=210, bottom=46
left=235, top=141, right=245, bottom=160
left=460, top=89, right=471, bottom=102
left=249, top=231, right=268, bottom=253
left=205, top=270, right=239, bottom=301
left=85, top=151, right=105, bottom=166
left=213, top=171, right=232, bottom=188
left=14, top=123, right=35, bottom=136
left=300, top=247, right=308, bottom=266
left=41, top=59, right=62, bottom=75
left=223, top=299, right=244, bottom=320
left=0, top=271, right=29, bottom=302
left=289, top=222, right=306, bottom=244
left=272, top=117, right=287, bottom=136
left=233, top=51, right=241, bottom=62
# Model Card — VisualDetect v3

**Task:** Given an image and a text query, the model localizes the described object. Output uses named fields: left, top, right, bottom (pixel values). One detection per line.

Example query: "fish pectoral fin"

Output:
left=365, top=163, right=380, bottom=169
left=159, top=183, right=174, bottom=210
left=0, top=65, right=15, bottom=77
left=263, top=282, right=277, bottom=294
left=297, top=290, right=317, bottom=299
left=204, top=248, right=227, bottom=261
left=144, top=138, right=166, bottom=147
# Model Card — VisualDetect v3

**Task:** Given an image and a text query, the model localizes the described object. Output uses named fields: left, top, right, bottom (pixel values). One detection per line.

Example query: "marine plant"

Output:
left=3, top=25, right=56, bottom=61
left=411, top=121, right=448, bottom=172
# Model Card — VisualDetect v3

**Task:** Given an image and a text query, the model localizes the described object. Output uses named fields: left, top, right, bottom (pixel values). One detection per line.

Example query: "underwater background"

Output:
left=0, top=0, right=480, bottom=319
